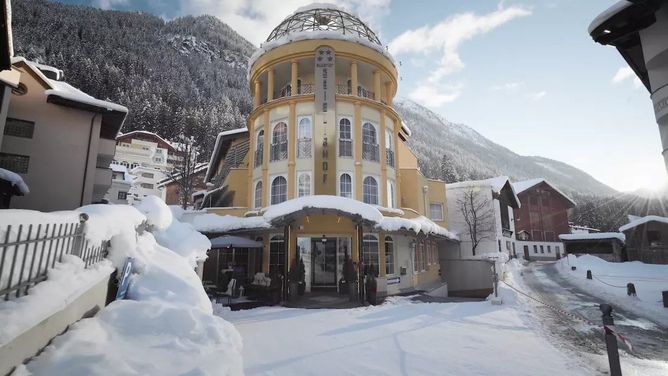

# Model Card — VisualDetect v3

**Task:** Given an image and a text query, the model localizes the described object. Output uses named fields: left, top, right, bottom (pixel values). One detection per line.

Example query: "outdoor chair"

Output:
left=217, top=278, right=237, bottom=306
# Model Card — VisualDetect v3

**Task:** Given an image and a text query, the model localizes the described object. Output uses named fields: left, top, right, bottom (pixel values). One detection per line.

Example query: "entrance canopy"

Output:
left=210, top=235, right=263, bottom=248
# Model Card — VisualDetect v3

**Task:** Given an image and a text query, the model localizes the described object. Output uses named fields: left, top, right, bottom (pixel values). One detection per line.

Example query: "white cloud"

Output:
left=490, top=81, right=523, bottom=91
left=612, top=66, right=642, bottom=89
left=529, top=91, right=547, bottom=101
left=175, top=0, right=391, bottom=46
left=389, top=3, right=531, bottom=82
left=96, top=0, right=128, bottom=10
left=408, top=83, right=464, bottom=108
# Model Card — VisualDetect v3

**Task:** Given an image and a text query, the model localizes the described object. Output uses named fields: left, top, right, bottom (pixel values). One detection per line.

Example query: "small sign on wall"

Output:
left=387, top=276, right=400, bottom=285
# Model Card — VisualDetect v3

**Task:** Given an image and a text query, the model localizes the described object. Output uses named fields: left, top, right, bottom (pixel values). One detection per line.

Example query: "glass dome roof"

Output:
left=265, top=5, right=382, bottom=46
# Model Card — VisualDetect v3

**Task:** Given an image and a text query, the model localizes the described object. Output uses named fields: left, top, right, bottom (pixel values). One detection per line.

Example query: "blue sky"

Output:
left=57, top=0, right=665, bottom=193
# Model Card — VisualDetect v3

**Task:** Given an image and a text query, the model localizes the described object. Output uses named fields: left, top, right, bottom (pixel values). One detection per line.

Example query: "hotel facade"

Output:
left=196, top=5, right=458, bottom=300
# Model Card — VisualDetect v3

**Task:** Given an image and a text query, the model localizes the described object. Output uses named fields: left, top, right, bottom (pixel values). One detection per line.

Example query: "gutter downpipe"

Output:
left=81, top=113, right=100, bottom=206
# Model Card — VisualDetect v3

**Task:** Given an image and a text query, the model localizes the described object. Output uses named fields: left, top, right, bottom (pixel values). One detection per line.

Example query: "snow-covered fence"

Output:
left=0, top=214, right=109, bottom=300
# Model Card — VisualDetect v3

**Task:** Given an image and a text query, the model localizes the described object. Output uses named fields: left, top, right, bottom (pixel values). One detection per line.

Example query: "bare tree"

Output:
left=457, top=188, right=495, bottom=256
left=170, top=134, right=199, bottom=209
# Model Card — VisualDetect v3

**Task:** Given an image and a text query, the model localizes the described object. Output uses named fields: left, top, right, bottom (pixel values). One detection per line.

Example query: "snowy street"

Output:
left=519, top=261, right=668, bottom=373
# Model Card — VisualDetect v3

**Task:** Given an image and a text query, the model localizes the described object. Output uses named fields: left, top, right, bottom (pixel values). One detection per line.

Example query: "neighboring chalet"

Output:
left=620, top=215, right=668, bottom=264
left=0, top=57, right=127, bottom=211
left=512, top=178, right=576, bottom=260
left=559, top=232, right=626, bottom=262
left=157, top=162, right=208, bottom=207
left=112, top=130, right=184, bottom=202
left=103, top=164, right=133, bottom=204
left=446, top=176, right=521, bottom=258
left=191, top=4, right=458, bottom=302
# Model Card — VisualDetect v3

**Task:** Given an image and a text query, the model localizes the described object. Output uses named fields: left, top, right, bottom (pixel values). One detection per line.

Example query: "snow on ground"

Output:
left=11, top=198, right=243, bottom=376
left=557, top=255, right=668, bottom=327
left=219, top=278, right=587, bottom=376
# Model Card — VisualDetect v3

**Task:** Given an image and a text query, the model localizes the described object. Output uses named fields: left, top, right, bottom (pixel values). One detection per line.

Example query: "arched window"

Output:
left=363, top=176, right=378, bottom=205
left=339, top=173, right=352, bottom=198
left=362, top=122, right=377, bottom=145
left=271, top=122, right=288, bottom=161
left=338, top=118, right=352, bottom=157
left=269, top=235, right=285, bottom=276
left=385, top=236, right=395, bottom=275
left=297, top=117, right=312, bottom=159
left=298, top=173, right=310, bottom=197
left=362, top=234, right=379, bottom=276
left=387, top=180, right=395, bottom=208
left=254, top=181, right=263, bottom=208
left=272, top=122, right=287, bottom=144
left=271, top=176, right=287, bottom=204
left=255, top=130, right=264, bottom=167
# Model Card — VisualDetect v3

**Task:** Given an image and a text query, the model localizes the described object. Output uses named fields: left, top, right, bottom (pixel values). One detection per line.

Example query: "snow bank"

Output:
left=0, top=167, right=29, bottom=194
left=15, top=199, right=242, bottom=375
left=0, top=255, right=113, bottom=346
left=18, top=300, right=242, bottom=376
left=557, top=255, right=668, bottom=327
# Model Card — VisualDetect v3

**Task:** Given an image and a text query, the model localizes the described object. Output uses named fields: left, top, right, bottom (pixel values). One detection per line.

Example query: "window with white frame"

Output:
left=339, top=173, right=352, bottom=198
left=387, top=180, right=395, bottom=208
left=254, top=181, right=263, bottom=208
left=297, top=172, right=311, bottom=197
left=255, top=130, right=264, bottom=167
left=270, top=176, right=287, bottom=204
left=362, top=122, right=379, bottom=161
left=385, top=236, right=395, bottom=275
left=269, top=235, right=285, bottom=276
left=429, top=203, right=444, bottom=221
left=271, top=122, right=288, bottom=161
left=362, top=234, right=379, bottom=275
left=338, top=118, right=353, bottom=157
left=414, top=241, right=426, bottom=272
left=297, top=117, right=312, bottom=159
left=363, top=176, right=378, bottom=205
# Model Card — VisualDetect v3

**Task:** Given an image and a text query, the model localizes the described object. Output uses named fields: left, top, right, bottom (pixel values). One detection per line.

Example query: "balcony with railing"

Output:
left=297, top=138, right=312, bottom=159
left=339, top=139, right=353, bottom=157
left=386, top=149, right=395, bottom=168
left=270, top=141, right=288, bottom=162
left=362, top=143, right=379, bottom=162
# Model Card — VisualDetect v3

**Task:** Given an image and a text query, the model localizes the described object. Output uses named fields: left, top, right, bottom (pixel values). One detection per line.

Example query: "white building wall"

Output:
left=516, top=241, right=564, bottom=261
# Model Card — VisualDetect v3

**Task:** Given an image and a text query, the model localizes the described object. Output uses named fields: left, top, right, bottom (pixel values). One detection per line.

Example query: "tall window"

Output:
left=362, top=122, right=377, bottom=144
left=269, top=235, right=285, bottom=276
left=297, top=117, right=312, bottom=158
left=385, top=236, right=395, bottom=275
left=338, top=118, right=352, bottom=157
left=385, top=130, right=395, bottom=167
left=363, top=176, right=378, bottom=205
left=340, top=173, right=352, bottom=198
left=271, top=122, right=288, bottom=161
left=254, top=181, right=263, bottom=208
left=255, top=130, right=264, bottom=167
left=387, top=180, right=395, bottom=208
left=362, top=234, right=379, bottom=276
left=271, top=176, right=287, bottom=204
left=298, top=173, right=311, bottom=197
left=430, top=203, right=444, bottom=221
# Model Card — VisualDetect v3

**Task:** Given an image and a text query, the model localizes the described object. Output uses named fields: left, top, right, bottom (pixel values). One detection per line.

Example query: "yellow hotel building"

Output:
left=197, top=4, right=458, bottom=301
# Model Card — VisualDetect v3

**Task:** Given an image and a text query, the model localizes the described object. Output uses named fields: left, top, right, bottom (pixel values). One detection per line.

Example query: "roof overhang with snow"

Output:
left=512, top=179, right=576, bottom=208
left=559, top=232, right=626, bottom=243
left=619, top=215, right=668, bottom=232
left=205, top=127, right=249, bottom=182
left=447, top=176, right=521, bottom=209
left=589, top=0, right=662, bottom=92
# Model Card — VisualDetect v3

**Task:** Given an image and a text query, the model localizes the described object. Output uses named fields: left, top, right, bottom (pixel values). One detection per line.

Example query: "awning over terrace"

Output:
left=210, top=235, right=263, bottom=249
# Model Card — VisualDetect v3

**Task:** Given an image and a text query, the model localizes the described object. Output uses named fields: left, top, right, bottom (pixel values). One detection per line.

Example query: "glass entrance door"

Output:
left=312, top=238, right=338, bottom=286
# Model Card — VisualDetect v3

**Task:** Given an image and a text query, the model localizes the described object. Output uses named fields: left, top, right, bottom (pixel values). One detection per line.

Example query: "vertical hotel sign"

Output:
left=315, top=46, right=335, bottom=113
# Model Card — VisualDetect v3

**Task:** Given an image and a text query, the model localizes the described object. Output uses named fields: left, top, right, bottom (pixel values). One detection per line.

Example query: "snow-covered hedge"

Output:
left=11, top=197, right=243, bottom=375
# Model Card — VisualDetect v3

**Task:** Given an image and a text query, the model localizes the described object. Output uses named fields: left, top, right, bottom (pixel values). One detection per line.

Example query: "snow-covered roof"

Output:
left=205, top=127, right=249, bottom=182
left=619, top=215, right=668, bottom=233
left=559, top=232, right=626, bottom=243
left=110, top=164, right=134, bottom=183
left=117, top=130, right=175, bottom=150
left=588, top=1, right=632, bottom=34
left=248, top=3, right=394, bottom=76
left=400, top=121, right=412, bottom=137
left=12, top=56, right=128, bottom=114
left=512, top=178, right=576, bottom=207
left=189, top=195, right=458, bottom=240
left=447, top=176, right=521, bottom=208
left=0, top=168, right=29, bottom=195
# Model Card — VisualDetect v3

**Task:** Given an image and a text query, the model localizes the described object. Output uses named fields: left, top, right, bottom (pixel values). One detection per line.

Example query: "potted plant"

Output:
left=297, top=257, right=306, bottom=295
left=366, top=264, right=378, bottom=305
left=344, top=257, right=358, bottom=302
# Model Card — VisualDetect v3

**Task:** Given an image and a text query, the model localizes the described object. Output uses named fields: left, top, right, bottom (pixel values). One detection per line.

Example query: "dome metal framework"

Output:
left=265, top=7, right=382, bottom=46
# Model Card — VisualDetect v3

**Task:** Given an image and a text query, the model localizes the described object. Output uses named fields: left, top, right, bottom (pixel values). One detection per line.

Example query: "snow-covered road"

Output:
left=519, top=262, right=668, bottom=373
